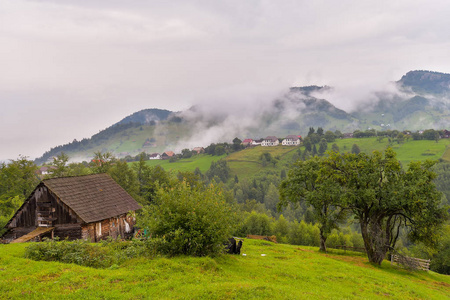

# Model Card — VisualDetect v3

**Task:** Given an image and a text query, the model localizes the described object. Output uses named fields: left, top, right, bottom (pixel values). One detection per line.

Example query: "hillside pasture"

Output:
left=333, top=137, right=389, bottom=154
left=392, top=139, right=450, bottom=165
left=0, top=240, right=449, bottom=299
left=333, top=137, right=450, bottom=165
left=143, top=154, right=226, bottom=173
left=226, top=146, right=298, bottom=179
left=205, top=139, right=450, bottom=180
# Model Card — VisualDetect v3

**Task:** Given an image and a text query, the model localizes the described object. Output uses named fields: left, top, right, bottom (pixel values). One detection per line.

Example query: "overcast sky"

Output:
left=1, top=0, right=450, bottom=161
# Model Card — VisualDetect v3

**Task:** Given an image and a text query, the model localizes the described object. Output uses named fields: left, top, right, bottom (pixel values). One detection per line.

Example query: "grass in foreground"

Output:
left=0, top=240, right=448, bottom=299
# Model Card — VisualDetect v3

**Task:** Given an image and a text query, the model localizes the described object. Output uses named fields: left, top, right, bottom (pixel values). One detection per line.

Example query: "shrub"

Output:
left=239, top=211, right=272, bottom=236
left=288, top=220, right=320, bottom=247
left=25, top=238, right=112, bottom=268
left=138, top=182, right=236, bottom=257
left=24, top=237, right=154, bottom=268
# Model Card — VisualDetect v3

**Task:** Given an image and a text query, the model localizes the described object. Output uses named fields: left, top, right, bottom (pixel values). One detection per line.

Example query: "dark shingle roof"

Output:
left=43, top=173, right=141, bottom=223
left=285, top=135, right=300, bottom=140
left=264, top=136, right=278, bottom=142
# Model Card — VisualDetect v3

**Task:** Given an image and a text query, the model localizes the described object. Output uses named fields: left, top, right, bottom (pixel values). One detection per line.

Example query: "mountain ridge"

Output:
left=34, top=70, right=450, bottom=164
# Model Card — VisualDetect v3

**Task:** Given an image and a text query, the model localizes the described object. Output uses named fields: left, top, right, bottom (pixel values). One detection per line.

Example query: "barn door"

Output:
left=36, top=187, right=56, bottom=227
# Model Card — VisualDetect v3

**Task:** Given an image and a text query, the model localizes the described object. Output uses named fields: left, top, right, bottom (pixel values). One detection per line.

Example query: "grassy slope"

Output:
left=0, top=240, right=448, bottom=299
left=225, top=146, right=298, bottom=180
left=143, top=154, right=226, bottom=173
left=336, top=138, right=450, bottom=166
left=141, top=138, right=450, bottom=180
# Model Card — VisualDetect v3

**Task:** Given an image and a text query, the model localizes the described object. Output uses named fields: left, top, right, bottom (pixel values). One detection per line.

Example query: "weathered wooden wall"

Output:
left=81, top=214, right=136, bottom=242
left=54, top=224, right=82, bottom=240
left=4, top=185, right=136, bottom=243
left=8, top=194, right=37, bottom=228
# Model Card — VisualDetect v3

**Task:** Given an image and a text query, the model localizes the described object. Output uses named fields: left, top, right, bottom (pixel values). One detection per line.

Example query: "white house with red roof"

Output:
left=242, top=139, right=253, bottom=146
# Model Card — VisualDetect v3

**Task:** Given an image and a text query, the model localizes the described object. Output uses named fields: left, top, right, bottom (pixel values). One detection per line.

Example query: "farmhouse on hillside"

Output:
left=241, top=139, right=253, bottom=146
left=149, top=153, right=161, bottom=160
left=261, top=136, right=279, bottom=147
left=1, top=174, right=141, bottom=243
left=161, top=151, right=175, bottom=159
left=282, top=135, right=301, bottom=146
left=192, top=147, right=205, bottom=154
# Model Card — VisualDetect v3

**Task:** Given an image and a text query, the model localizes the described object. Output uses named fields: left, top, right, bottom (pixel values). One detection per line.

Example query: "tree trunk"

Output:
left=360, top=218, right=389, bottom=265
left=319, top=228, right=327, bottom=252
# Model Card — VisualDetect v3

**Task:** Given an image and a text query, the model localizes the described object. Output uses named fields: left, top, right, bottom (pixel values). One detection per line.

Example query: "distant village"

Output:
left=134, top=128, right=450, bottom=162
left=139, top=135, right=302, bottom=161
left=36, top=128, right=450, bottom=175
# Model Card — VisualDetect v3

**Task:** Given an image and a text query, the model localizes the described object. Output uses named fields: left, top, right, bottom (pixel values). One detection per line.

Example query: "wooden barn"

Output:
left=1, top=173, right=142, bottom=243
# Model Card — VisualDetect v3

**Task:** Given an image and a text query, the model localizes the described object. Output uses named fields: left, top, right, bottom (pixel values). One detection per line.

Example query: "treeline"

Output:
left=3, top=138, right=450, bottom=273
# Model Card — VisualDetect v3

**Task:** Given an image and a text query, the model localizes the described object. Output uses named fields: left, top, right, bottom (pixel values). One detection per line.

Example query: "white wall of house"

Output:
left=261, top=140, right=279, bottom=146
left=282, top=139, right=300, bottom=146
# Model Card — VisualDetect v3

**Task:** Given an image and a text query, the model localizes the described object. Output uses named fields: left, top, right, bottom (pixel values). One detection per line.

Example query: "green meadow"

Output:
left=225, top=146, right=298, bottom=180
left=140, top=138, right=450, bottom=179
left=142, top=154, right=226, bottom=173
left=0, top=240, right=449, bottom=299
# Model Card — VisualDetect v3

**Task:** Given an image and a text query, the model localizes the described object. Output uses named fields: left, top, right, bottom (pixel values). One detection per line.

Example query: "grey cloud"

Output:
left=2, top=0, right=450, bottom=160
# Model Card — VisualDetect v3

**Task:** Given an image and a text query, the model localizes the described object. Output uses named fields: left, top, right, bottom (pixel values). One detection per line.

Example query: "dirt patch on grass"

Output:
left=297, top=248, right=314, bottom=253
left=39, top=273, right=61, bottom=281
left=412, top=279, right=450, bottom=292
left=434, top=281, right=450, bottom=287
left=324, top=254, right=371, bottom=268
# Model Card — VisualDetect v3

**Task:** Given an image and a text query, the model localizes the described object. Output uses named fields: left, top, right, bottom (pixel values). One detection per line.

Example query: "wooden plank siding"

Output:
left=81, top=214, right=135, bottom=242
left=2, top=174, right=141, bottom=243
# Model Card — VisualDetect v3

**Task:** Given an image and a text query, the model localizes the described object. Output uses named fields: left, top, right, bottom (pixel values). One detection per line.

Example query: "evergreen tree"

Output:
left=318, top=138, right=328, bottom=156
left=351, top=144, right=361, bottom=154
left=303, top=137, right=312, bottom=152
left=312, top=144, right=318, bottom=156
left=331, top=143, right=339, bottom=153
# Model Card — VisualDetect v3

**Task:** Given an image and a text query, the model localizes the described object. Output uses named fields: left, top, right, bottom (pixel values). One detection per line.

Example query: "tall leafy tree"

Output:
left=108, top=160, right=139, bottom=199
left=0, top=156, right=39, bottom=232
left=279, top=156, right=346, bottom=252
left=0, top=156, right=38, bottom=199
left=323, top=149, right=447, bottom=264
left=90, top=151, right=116, bottom=173
left=232, top=137, right=243, bottom=151
left=47, top=152, right=70, bottom=178
left=132, top=156, right=174, bottom=205
left=324, top=131, right=336, bottom=142
left=205, top=160, right=230, bottom=183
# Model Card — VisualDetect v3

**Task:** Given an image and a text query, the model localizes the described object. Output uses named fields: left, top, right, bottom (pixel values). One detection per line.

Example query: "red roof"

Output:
left=163, top=151, right=175, bottom=157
